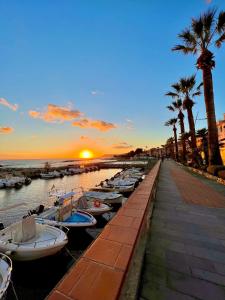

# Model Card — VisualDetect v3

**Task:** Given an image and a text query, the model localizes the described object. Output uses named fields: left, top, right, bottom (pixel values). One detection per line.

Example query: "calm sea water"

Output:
left=0, top=158, right=115, bottom=168
left=0, top=168, right=121, bottom=226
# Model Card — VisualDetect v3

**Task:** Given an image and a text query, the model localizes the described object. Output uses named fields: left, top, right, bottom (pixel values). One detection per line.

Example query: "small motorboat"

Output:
left=0, top=216, right=68, bottom=261
left=40, top=171, right=61, bottom=179
left=74, top=196, right=111, bottom=216
left=36, top=191, right=97, bottom=228
left=0, top=253, right=12, bottom=299
left=83, top=191, right=125, bottom=204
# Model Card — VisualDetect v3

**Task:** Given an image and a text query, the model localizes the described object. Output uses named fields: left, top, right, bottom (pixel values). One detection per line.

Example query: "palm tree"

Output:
left=196, top=128, right=209, bottom=165
left=166, top=75, right=202, bottom=163
left=166, top=98, right=186, bottom=162
left=165, top=137, right=175, bottom=158
left=165, top=118, right=179, bottom=160
left=173, top=8, right=225, bottom=165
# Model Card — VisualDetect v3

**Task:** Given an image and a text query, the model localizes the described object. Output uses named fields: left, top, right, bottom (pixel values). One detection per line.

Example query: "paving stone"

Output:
left=168, top=270, right=225, bottom=300
left=191, top=268, right=225, bottom=286
left=139, top=161, right=225, bottom=299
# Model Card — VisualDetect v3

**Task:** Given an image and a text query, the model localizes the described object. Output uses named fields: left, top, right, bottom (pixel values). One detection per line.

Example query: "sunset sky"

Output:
left=0, top=0, right=225, bottom=159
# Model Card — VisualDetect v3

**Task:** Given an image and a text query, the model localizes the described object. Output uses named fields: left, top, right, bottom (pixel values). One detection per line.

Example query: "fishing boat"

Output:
left=40, top=171, right=61, bottom=179
left=83, top=191, right=125, bottom=204
left=36, top=191, right=97, bottom=228
left=0, top=216, right=68, bottom=261
left=0, top=253, right=12, bottom=299
left=74, top=196, right=111, bottom=216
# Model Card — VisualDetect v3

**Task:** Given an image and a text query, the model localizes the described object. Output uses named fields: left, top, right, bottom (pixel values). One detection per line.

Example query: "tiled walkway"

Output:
left=139, top=160, right=225, bottom=300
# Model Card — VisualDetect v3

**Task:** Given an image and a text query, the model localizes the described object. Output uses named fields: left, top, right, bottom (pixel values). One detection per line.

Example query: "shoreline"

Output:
left=0, top=159, right=149, bottom=179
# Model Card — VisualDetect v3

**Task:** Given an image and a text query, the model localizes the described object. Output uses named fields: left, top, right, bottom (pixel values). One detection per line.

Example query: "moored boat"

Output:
left=36, top=191, right=97, bottom=228
left=0, top=216, right=68, bottom=261
left=83, top=191, right=125, bottom=204
left=74, top=196, right=111, bottom=216
left=0, top=253, right=12, bottom=299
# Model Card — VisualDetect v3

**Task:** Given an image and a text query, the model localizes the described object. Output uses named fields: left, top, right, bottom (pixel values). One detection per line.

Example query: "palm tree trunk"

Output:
left=186, top=108, right=197, bottom=150
left=173, top=126, right=179, bottom=161
left=179, top=113, right=186, bottom=162
left=202, top=67, right=222, bottom=165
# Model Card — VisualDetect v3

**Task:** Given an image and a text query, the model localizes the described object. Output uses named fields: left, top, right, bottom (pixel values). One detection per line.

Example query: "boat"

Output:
left=0, top=253, right=12, bottom=299
left=40, top=171, right=61, bottom=179
left=83, top=191, right=125, bottom=204
left=36, top=191, right=97, bottom=228
left=74, top=196, right=111, bottom=216
left=0, top=216, right=68, bottom=261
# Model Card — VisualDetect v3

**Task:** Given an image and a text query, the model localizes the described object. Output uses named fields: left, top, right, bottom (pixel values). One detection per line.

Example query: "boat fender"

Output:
left=94, top=200, right=101, bottom=208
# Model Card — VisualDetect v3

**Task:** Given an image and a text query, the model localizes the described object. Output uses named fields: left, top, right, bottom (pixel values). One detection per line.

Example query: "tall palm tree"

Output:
left=166, top=75, right=202, bottom=164
left=173, top=8, right=225, bottom=165
left=165, top=118, right=179, bottom=160
left=166, top=98, right=186, bottom=162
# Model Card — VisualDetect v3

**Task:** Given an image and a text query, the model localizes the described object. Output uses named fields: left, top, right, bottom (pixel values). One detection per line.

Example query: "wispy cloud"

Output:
left=125, top=119, right=134, bottom=130
left=29, top=104, right=82, bottom=123
left=72, top=119, right=116, bottom=131
left=112, top=142, right=133, bottom=149
left=91, top=90, right=104, bottom=96
left=0, top=126, right=14, bottom=134
left=0, top=98, right=18, bottom=111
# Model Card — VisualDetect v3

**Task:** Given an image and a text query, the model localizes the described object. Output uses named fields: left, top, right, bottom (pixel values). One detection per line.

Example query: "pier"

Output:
left=47, top=160, right=225, bottom=300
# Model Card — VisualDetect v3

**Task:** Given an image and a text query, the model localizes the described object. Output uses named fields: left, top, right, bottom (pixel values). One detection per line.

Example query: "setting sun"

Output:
left=79, top=149, right=94, bottom=159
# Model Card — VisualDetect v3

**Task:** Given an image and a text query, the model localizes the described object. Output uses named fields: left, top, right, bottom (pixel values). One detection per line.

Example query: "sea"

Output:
left=0, top=166, right=122, bottom=300
left=0, top=158, right=115, bottom=169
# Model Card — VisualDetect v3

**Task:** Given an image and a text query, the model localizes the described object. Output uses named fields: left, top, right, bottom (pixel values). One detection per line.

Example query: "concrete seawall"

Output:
left=46, top=160, right=161, bottom=300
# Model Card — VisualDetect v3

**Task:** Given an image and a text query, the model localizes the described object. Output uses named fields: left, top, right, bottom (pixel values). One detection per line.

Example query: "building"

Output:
left=217, top=113, right=225, bottom=143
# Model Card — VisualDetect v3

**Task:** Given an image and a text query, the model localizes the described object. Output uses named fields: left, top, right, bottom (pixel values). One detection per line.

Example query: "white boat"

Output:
left=40, top=171, right=61, bottom=179
left=74, top=197, right=111, bottom=216
left=0, top=216, right=68, bottom=261
left=0, top=253, right=12, bottom=299
left=36, top=191, right=97, bottom=228
left=83, top=191, right=125, bottom=204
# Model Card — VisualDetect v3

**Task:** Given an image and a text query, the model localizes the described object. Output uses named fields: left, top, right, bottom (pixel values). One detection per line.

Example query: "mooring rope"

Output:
left=10, top=280, right=19, bottom=300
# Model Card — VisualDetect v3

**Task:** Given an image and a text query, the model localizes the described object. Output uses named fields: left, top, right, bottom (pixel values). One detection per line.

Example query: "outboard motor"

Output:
left=0, top=222, right=4, bottom=230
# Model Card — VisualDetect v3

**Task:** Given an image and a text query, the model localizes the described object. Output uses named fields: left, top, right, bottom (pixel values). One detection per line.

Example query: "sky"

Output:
left=0, top=0, right=225, bottom=159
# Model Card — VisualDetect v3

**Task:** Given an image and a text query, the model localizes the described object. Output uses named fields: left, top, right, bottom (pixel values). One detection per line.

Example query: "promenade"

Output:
left=139, top=160, right=225, bottom=300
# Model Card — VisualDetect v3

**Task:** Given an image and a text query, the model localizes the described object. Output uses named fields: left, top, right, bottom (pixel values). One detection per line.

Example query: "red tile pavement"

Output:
left=46, top=160, right=161, bottom=300
left=170, top=165, right=225, bottom=208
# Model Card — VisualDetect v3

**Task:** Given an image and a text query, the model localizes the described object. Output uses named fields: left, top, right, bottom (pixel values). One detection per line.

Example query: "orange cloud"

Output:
left=72, top=118, right=116, bottom=131
left=112, top=142, right=133, bottom=149
left=29, top=104, right=82, bottom=123
left=0, top=126, right=14, bottom=134
left=0, top=98, right=18, bottom=111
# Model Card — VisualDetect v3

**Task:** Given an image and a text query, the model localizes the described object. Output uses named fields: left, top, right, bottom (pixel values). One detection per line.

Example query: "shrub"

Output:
left=218, top=170, right=225, bottom=180
left=207, top=165, right=225, bottom=176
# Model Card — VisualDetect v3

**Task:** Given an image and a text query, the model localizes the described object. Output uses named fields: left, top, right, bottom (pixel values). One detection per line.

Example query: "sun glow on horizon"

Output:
left=79, top=149, right=94, bottom=159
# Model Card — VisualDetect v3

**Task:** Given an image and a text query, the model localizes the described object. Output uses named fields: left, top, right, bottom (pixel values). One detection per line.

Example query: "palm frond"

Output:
left=178, top=29, right=197, bottom=47
left=217, top=11, right=225, bottom=33
left=171, top=83, right=180, bottom=93
left=202, top=8, right=217, bottom=43
left=192, top=91, right=201, bottom=97
left=165, top=92, right=179, bottom=98
left=167, top=105, right=175, bottom=112
left=192, top=17, right=204, bottom=41
left=196, top=82, right=204, bottom=90
left=172, top=44, right=195, bottom=54
left=215, top=32, right=225, bottom=47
